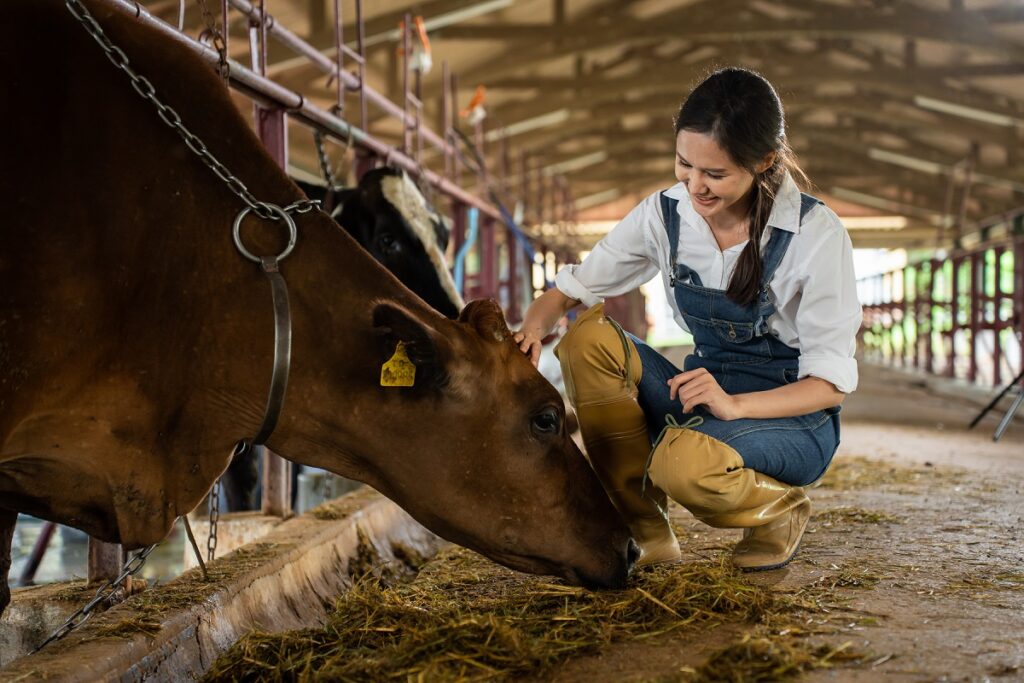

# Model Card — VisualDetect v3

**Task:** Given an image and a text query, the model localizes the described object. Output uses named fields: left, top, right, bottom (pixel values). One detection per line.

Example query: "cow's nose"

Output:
left=626, top=538, right=641, bottom=573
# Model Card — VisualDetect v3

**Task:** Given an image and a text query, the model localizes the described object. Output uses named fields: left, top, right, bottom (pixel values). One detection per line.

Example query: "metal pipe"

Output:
left=93, top=0, right=503, bottom=220
left=18, top=521, right=57, bottom=587
left=228, top=0, right=451, bottom=157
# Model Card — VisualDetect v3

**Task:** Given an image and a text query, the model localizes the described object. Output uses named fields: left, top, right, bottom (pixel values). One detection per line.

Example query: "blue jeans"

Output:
left=630, top=336, right=841, bottom=487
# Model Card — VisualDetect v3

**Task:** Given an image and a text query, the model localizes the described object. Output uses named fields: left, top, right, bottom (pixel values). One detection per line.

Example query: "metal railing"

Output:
left=859, top=228, right=1024, bottom=388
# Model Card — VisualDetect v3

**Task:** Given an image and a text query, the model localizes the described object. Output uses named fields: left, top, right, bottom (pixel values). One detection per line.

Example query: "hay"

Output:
left=203, top=547, right=785, bottom=682
left=817, top=456, right=965, bottom=491
left=682, top=634, right=862, bottom=682
left=90, top=616, right=162, bottom=639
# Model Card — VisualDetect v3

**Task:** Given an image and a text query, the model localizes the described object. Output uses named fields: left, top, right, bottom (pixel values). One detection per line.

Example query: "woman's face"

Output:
left=675, top=129, right=770, bottom=222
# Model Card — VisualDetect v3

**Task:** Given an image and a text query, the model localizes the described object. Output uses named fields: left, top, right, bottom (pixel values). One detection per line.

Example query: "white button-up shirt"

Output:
left=555, top=171, right=862, bottom=393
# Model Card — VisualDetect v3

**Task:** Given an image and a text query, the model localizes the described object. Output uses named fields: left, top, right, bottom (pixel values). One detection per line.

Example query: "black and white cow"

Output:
left=296, top=167, right=463, bottom=319
left=223, top=167, right=464, bottom=511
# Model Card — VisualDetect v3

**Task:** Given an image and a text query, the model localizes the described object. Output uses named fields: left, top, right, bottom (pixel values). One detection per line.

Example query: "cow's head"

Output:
left=335, top=168, right=463, bottom=319
left=348, top=298, right=637, bottom=588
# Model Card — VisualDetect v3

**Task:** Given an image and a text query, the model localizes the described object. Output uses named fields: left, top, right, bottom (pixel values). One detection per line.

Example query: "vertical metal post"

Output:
left=481, top=216, right=496, bottom=299
left=452, top=200, right=467, bottom=262
left=332, top=0, right=344, bottom=113
left=507, top=228, right=520, bottom=322
left=441, top=61, right=452, bottom=181
left=949, top=257, right=959, bottom=378
left=88, top=538, right=123, bottom=583
left=251, top=0, right=290, bottom=518
left=969, top=252, right=980, bottom=383
left=401, top=13, right=411, bottom=155
left=993, top=247, right=1004, bottom=386
left=451, top=73, right=461, bottom=186
left=1016, top=235, right=1024, bottom=375
left=926, top=259, right=936, bottom=374
left=355, top=0, right=367, bottom=131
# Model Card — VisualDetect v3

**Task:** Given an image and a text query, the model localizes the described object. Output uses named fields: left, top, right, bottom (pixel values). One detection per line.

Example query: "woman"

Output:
left=514, top=67, right=861, bottom=571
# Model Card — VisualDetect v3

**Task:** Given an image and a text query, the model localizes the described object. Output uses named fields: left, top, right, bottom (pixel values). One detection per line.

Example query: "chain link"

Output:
left=207, top=478, right=221, bottom=562
left=65, top=0, right=320, bottom=223
left=313, top=129, right=351, bottom=191
left=196, top=0, right=230, bottom=81
left=33, top=544, right=157, bottom=652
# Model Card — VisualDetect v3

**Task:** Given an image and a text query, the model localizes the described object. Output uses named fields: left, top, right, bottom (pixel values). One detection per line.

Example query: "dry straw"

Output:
left=203, top=545, right=860, bottom=682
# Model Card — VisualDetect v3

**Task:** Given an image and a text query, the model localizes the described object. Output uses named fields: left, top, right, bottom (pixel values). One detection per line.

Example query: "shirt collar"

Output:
left=662, top=169, right=802, bottom=234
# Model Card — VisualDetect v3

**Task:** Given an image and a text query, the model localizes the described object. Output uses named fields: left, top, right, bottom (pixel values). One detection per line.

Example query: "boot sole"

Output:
left=735, top=541, right=802, bottom=573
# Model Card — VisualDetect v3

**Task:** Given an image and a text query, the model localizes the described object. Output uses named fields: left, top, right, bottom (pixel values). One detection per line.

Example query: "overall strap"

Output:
left=761, top=192, right=824, bottom=287
left=754, top=192, right=825, bottom=334
left=659, top=192, right=682, bottom=285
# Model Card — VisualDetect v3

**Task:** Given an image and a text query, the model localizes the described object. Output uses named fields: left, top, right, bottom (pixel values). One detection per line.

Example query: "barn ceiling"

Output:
left=139, top=0, right=1024, bottom=251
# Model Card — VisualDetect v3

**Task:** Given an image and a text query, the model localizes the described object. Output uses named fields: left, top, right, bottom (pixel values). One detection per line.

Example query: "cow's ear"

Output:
left=459, top=299, right=511, bottom=343
left=331, top=188, right=357, bottom=217
left=372, top=301, right=451, bottom=389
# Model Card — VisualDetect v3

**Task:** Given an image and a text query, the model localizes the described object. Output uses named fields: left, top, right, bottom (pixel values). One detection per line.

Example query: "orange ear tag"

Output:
left=381, top=341, right=416, bottom=387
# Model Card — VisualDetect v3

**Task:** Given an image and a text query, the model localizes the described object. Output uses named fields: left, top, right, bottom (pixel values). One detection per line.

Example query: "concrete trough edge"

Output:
left=1, top=489, right=446, bottom=682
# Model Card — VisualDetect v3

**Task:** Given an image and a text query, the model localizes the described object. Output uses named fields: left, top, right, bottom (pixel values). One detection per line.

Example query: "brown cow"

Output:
left=0, top=0, right=636, bottom=617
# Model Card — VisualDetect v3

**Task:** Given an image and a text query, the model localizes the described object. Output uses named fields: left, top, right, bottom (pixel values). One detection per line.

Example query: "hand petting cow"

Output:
left=0, top=0, right=637, bottom=618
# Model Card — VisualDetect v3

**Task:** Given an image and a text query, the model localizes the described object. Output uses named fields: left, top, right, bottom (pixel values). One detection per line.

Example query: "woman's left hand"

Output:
left=668, top=368, right=744, bottom=421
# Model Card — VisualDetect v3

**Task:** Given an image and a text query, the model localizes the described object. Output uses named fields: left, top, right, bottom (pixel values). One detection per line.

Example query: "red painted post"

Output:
left=948, top=257, right=959, bottom=378
left=481, top=216, right=497, bottom=300
left=1016, top=235, right=1024, bottom=374
left=969, top=252, right=980, bottom=383
left=993, top=247, right=1004, bottom=386
left=926, top=259, right=936, bottom=374
left=507, top=227, right=520, bottom=324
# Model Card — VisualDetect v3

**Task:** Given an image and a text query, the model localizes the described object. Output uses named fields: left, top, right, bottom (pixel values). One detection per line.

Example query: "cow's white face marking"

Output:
left=380, top=172, right=465, bottom=311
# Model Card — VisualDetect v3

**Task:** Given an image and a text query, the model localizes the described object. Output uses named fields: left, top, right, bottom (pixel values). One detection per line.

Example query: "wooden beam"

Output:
left=438, top=3, right=1024, bottom=64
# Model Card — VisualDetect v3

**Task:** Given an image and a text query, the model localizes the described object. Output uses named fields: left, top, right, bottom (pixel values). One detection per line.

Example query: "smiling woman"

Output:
left=514, top=67, right=862, bottom=573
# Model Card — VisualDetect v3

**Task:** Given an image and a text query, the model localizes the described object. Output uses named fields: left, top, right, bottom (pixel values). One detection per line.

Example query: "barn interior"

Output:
left=2, top=0, right=1023, bottom=680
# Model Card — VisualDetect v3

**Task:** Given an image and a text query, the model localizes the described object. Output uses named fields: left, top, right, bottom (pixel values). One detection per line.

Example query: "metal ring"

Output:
left=232, top=203, right=297, bottom=264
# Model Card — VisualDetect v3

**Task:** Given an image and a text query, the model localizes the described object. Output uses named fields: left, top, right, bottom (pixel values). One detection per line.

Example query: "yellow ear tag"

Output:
left=381, top=341, right=416, bottom=387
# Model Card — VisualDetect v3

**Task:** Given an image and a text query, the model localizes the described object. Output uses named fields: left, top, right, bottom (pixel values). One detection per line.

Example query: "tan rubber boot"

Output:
left=647, top=425, right=810, bottom=571
left=557, top=305, right=680, bottom=567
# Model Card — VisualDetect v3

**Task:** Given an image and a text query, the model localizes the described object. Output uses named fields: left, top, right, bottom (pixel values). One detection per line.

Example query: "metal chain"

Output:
left=313, top=131, right=338, bottom=189
left=33, top=544, right=158, bottom=652
left=207, top=478, right=221, bottom=562
left=196, top=0, right=230, bottom=81
left=313, top=128, right=351, bottom=190
left=65, top=0, right=320, bottom=222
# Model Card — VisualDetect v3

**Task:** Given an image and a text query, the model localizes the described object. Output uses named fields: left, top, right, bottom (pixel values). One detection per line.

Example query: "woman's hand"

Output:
left=668, top=368, right=744, bottom=421
left=513, top=331, right=543, bottom=367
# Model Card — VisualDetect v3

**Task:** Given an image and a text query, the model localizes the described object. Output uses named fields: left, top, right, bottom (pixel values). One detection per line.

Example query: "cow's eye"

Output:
left=531, top=407, right=561, bottom=436
left=378, top=233, right=399, bottom=254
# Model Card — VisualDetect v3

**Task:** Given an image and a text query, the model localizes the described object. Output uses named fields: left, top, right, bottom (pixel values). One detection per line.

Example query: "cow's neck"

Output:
left=0, top=1, right=423, bottom=546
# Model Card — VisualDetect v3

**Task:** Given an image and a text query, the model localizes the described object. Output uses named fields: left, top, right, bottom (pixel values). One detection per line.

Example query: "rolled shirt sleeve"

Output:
left=794, top=216, right=862, bottom=393
left=554, top=196, right=661, bottom=307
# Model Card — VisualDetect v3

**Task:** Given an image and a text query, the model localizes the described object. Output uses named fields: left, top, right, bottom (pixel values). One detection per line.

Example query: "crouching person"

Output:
left=513, top=67, right=860, bottom=570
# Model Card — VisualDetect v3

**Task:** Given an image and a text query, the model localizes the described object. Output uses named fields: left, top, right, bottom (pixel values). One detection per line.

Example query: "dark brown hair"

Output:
left=674, top=67, right=811, bottom=306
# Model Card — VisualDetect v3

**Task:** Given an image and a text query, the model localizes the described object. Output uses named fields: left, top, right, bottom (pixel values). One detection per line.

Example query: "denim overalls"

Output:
left=629, top=191, right=841, bottom=487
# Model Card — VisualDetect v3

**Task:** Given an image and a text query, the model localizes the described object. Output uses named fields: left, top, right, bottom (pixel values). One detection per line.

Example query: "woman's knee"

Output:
left=647, top=428, right=745, bottom=516
left=555, top=305, right=642, bottom=404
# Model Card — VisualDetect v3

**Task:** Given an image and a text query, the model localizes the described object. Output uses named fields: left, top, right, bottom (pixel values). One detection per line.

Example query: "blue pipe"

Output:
left=453, top=207, right=479, bottom=296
